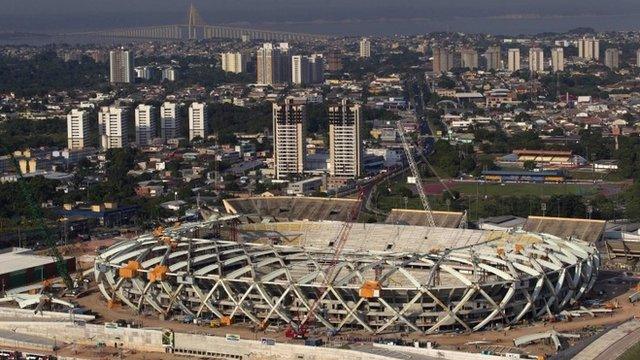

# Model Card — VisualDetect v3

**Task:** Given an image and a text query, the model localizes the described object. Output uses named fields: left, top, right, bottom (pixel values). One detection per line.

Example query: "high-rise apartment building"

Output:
left=578, top=37, right=600, bottom=61
left=528, top=47, right=545, bottom=73
left=432, top=46, right=453, bottom=74
left=135, top=104, right=156, bottom=146
left=188, top=102, right=207, bottom=141
left=485, top=46, right=502, bottom=71
left=273, top=98, right=306, bottom=179
left=291, top=54, right=325, bottom=85
left=160, top=102, right=181, bottom=140
left=605, top=48, right=620, bottom=69
left=328, top=100, right=362, bottom=178
left=67, top=109, right=89, bottom=150
left=98, top=106, right=128, bottom=150
left=460, top=48, right=478, bottom=69
left=221, top=52, right=249, bottom=73
left=551, top=48, right=565, bottom=72
left=291, top=55, right=310, bottom=85
left=507, top=48, right=521, bottom=72
left=359, top=38, right=371, bottom=58
left=109, top=49, right=134, bottom=84
left=256, top=43, right=290, bottom=85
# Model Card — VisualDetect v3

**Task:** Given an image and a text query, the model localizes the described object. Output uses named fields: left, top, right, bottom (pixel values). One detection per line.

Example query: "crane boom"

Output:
left=396, top=119, right=436, bottom=227
left=8, top=153, right=74, bottom=289
left=284, top=189, right=365, bottom=336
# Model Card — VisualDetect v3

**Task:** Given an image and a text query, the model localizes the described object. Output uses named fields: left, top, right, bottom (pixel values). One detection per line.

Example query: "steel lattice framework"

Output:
left=94, top=226, right=599, bottom=334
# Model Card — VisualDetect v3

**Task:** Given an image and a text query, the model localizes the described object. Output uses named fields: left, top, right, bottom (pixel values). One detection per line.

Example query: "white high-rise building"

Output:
left=160, top=102, right=181, bottom=140
left=98, top=106, right=128, bottom=150
left=507, top=48, right=521, bottom=72
left=528, top=47, right=545, bottom=73
left=578, top=37, right=600, bottom=61
left=134, top=104, right=156, bottom=146
left=221, top=52, right=248, bottom=73
left=637, top=49, right=640, bottom=68
left=291, top=55, right=310, bottom=85
left=551, top=48, right=565, bottom=72
left=67, top=109, right=89, bottom=150
left=291, top=54, right=324, bottom=86
left=359, top=38, right=371, bottom=58
left=605, top=48, right=620, bottom=69
left=109, top=48, right=134, bottom=84
left=273, top=98, right=306, bottom=179
left=329, top=99, right=362, bottom=178
left=188, top=102, right=207, bottom=141
left=256, top=43, right=290, bottom=85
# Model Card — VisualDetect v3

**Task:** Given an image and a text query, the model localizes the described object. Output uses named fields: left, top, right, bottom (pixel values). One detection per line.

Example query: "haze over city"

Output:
left=4, top=0, right=640, bottom=35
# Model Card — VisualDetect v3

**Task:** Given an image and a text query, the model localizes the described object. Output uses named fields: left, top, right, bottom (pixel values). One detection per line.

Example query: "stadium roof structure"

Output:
left=523, top=216, right=606, bottom=243
left=223, top=197, right=359, bottom=222
left=385, top=209, right=464, bottom=228
left=95, top=221, right=600, bottom=334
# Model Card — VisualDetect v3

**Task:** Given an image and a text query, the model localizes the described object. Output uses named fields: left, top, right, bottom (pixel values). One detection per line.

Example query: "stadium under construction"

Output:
left=93, top=197, right=600, bottom=335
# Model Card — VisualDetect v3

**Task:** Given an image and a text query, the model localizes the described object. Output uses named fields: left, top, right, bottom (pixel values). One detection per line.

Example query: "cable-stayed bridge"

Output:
left=65, top=4, right=326, bottom=42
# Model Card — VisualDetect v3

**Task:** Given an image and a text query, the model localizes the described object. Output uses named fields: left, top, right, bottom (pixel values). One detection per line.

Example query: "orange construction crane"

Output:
left=284, top=188, right=366, bottom=338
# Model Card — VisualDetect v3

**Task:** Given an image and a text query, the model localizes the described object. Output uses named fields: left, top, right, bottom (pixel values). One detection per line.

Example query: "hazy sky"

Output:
left=4, top=0, right=640, bottom=34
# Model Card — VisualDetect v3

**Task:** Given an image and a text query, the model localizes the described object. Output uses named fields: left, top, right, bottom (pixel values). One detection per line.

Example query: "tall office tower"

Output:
left=256, top=43, right=290, bottom=85
left=221, top=52, right=249, bottom=73
left=328, top=99, right=362, bottom=178
left=98, top=106, right=128, bottom=150
left=109, top=48, right=134, bottom=84
left=326, top=52, right=343, bottom=72
left=273, top=98, right=306, bottom=179
left=507, top=48, right=521, bottom=72
left=67, top=109, right=89, bottom=150
left=605, top=48, right=620, bottom=69
left=578, top=37, right=600, bottom=60
left=188, top=102, right=207, bottom=141
left=460, top=48, right=478, bottom=69
left=528, top=47, right=545, bottom=73
left=432, top=46, right=453, bottom=74
left=551, top=48, right=565, bottom=72
left=278, top=43, right=292, bottom=84
left=359, top=38, right=371, bottom=58
left=134, top=104, right=156, bottom=146
left=484, top=46, right=502, bottom=70
left=309, top=54, right=325, bottom=84
left=485, top=46, right=502, bottom=71
left=160, top=102, right=181, bottom=140
left=637, top=49, right=640, bottom=67
left=291, top=55, right=310, bottom=85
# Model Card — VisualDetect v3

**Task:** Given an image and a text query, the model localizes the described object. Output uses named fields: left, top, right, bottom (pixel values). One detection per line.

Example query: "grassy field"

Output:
left=618, top=340, right=640, bottom=360
left=450, top=182, right=598, bottom=197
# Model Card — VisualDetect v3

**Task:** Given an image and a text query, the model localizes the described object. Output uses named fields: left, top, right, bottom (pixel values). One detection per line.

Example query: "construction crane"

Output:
left=283, top=189, right=366, bottom=338
left=7, top=151, right=74, bottom=290
left=396, top=120, right=436, bottom=227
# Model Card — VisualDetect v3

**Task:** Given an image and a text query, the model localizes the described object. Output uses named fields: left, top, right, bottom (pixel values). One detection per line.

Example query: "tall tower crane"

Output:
left=396, top=120, right=436, bottom=227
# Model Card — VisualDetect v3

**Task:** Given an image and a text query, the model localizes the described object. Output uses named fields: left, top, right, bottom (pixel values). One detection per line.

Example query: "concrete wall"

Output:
left=173, top=332, right=392, bottom=360
left=0, top=307, right=94, bottom=322
left=0, top=321, right=163, bottom=352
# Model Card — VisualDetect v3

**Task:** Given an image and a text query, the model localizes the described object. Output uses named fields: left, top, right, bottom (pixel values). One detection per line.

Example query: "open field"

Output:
left=450, top=182, right=599, bottom=197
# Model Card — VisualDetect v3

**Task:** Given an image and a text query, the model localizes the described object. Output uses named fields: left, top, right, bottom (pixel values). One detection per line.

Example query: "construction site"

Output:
left=0, top=124, right=639, bottom=359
